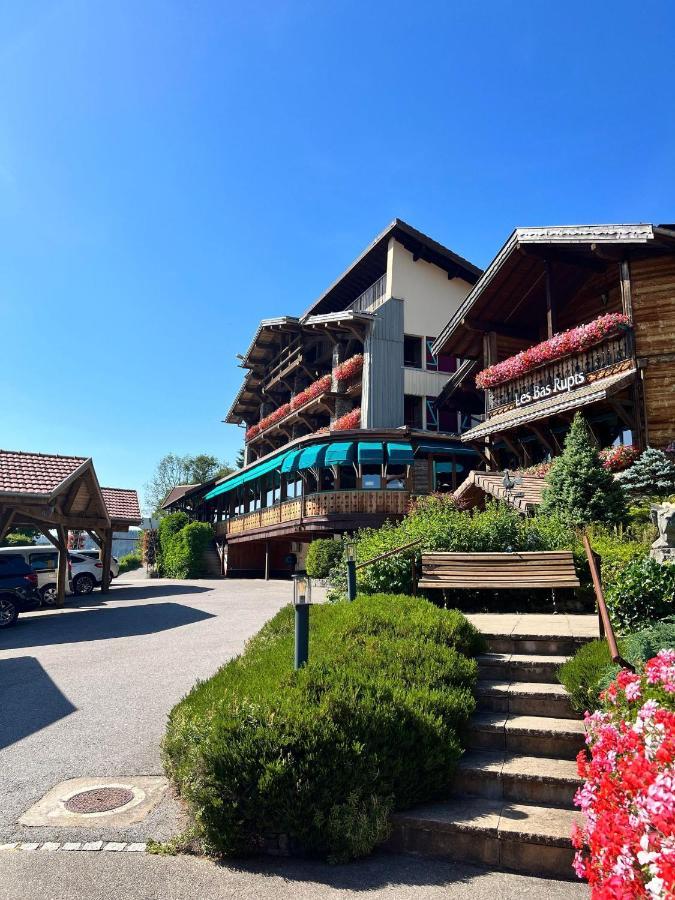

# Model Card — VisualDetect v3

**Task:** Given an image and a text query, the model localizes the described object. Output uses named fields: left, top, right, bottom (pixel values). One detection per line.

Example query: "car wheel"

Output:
left=74, top=573, right=96, bottom=595
left=41, top=584, right=60, bottom=607
left=0, top=596, right=18, bottom=628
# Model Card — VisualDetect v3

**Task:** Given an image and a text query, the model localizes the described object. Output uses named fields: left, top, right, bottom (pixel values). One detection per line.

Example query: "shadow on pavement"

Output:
left=0, top=656, right=76, bottom=750
left=0, top=602, right=215, bottom=650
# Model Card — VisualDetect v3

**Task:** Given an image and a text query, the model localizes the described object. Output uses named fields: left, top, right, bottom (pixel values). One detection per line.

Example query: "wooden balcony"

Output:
left=218, top=489, right=409, bottom=540
left=486, top=330, right=634, bottom=414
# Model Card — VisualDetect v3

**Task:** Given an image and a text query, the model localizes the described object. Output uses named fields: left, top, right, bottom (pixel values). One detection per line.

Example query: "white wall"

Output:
left=386, top=237, right=472, bottom=337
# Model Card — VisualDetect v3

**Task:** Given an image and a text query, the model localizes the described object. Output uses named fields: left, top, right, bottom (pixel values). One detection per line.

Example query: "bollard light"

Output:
left=292, top=574, right=312, bottom=669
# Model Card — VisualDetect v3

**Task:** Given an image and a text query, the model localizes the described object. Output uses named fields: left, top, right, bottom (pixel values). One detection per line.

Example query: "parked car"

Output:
left=69, top=553, right=107, bottom=594
left=0, top=546, right=73, bottom=606
left=77, top=549, right=120, bottom=579
left=0, top=553, right=42, bottom=627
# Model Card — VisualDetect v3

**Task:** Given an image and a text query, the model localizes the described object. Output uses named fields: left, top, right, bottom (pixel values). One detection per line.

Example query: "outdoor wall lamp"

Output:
left=292, top=573, right=312, bottom=669
left=346, top=542, right=357, bottom=602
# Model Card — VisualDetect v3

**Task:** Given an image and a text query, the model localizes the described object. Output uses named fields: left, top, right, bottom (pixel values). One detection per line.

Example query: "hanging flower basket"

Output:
left=333, top=354, right=363, bottom=384
left=331, top=408, right=361, bottom=431
left=599, top=444, right=641, bottom=472
left=475, top=313, right=632, bottom=390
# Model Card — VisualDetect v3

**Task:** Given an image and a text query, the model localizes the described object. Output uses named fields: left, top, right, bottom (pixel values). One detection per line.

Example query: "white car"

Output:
left=77, top=549, right=120, bottom=580
left=69, top=553, right=106, bottom=595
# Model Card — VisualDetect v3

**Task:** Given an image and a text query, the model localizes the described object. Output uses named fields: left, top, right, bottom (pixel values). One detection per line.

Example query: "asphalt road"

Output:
left=0, top=850, right=587, bottom=900
left=0, top=573, right=291, bottom=845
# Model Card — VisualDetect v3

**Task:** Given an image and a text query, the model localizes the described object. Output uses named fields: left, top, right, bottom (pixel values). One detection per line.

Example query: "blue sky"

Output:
left=1, top=1, right=674, bottom=509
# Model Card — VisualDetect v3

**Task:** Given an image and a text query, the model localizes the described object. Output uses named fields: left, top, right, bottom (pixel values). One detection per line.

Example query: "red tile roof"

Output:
left=0, top=450, right=88, bottom=496
left=101, top=488, right=141, bottom=523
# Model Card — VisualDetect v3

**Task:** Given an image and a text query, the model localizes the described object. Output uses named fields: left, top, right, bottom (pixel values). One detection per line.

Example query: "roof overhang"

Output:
left=432, top=223, right=675, bottom=358
left=460, top=369, right=636, bottom=442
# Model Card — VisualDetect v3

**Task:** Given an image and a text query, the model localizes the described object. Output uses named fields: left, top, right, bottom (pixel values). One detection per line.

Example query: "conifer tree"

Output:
left=541, top=413, right=626, bottom=526
left=617, top=448, right=675, bottom=498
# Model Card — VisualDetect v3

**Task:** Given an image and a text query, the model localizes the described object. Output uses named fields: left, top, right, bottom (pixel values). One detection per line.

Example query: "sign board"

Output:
left=514, top=371, right=586, bottom=407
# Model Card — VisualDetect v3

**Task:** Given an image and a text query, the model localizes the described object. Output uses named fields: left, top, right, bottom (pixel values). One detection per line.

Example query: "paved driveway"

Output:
left=0, top=573, right=291, bottom=845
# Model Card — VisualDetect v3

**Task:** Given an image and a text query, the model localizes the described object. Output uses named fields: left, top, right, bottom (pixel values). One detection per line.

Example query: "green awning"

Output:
left=324, top=441, right=355, bottom=466
left=280, top=449, right=302, bottom=474
left=297, top=443, right=328, bottom=471
left=386, top=442, right=414, bottom=465
left=357, top=441, right=384, bottom=464
left=204, top=449, right=290, bottom=499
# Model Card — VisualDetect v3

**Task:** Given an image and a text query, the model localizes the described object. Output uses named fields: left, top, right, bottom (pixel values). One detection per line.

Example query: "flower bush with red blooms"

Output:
left=572, top=651, right=675, bottom=897
left=331, top=407, right=361, bottom=431
left=245, top=356, right=363, bottom=441
left=518, top=462, right=552, bottom=478
left=475, top=313, right=632, bottom=390
left=332, top=353, right=363, bottom=384
left=599, top=445, right=642, bottom=473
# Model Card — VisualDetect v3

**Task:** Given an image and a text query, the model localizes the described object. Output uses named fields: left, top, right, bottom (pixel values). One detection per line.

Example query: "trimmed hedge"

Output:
left=162, top=521, right=214, bottom=578
left=305, top=538, right=343, bottom=579
left=163, top=594, right=484, bottom=862
left=118, top=552, right=142, bottom=574
left=605, top=557, right=675, bottom=632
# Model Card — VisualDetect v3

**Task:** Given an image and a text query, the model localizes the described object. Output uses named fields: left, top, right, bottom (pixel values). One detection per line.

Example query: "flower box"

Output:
left=475, top=313, right=632, bottom=390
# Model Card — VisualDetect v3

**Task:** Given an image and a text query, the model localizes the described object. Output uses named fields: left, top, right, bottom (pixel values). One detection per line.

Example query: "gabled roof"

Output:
left=160, top=483, right=200, bottom=510
left=454, top=470, right=546, bottom=514
left=101, top=488, right=142, bottom=524
left=302, top=218, right=481, bottom=319
left=0, top=450, right=89, bottom=498
left=432, top=223, right=675, bottom=357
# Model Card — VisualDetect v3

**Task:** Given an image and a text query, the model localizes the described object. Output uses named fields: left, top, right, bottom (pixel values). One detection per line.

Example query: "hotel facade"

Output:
left=165, top=219, right=484, bottom=576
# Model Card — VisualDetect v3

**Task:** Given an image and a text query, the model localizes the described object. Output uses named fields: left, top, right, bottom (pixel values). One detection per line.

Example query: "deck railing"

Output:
left=486, top=330, right=634, bottom=413
left=221, top=488, right=409, bottom=537
left=348, top=274, right=388, bottom=314
left=582, top=533, right=635, bottom=672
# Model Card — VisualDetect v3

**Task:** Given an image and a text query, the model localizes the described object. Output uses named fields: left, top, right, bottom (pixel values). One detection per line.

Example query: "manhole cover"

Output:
left=64, top=788, right=134, bottom=814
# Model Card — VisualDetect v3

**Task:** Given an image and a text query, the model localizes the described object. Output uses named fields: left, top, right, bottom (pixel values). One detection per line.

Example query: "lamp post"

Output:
left=292, top=573, right=312, bottom=669
left=346, top=543, right=357, bottom=602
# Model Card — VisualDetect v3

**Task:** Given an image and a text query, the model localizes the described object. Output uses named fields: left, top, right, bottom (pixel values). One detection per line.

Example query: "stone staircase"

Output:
left=385, top=630, right=590, bottom=880
left=202, top=541, right=222, bottom=577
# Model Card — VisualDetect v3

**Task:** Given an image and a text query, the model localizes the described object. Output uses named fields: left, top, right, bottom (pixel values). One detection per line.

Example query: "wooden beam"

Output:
left=100, top=529, right=113, bottom=593
left=545, top=259, right=557, bottom=338
left=464, top=318, right=538, bottom=342
left=610, top=400, right=635, bottom=430
left=0, top=509, right=16, bottom=544
left=528, top=424, right=554, bottom=454
left=620, top=259, right=633, bottom=321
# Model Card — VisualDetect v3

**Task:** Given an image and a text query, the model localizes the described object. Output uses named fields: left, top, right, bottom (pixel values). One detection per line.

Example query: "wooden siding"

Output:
left=556, top=267, right=622, bottom=331
left=412, top=458, right=431, bottom=493
left=362, top=297, right=404, bottom=428
left=631, top=255, right=675, bottom=449
left=223, top=490, right=409, bottom=538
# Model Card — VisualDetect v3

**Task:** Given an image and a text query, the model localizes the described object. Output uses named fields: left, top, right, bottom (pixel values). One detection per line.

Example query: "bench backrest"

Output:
left=419, top=551, right=580, bottom=589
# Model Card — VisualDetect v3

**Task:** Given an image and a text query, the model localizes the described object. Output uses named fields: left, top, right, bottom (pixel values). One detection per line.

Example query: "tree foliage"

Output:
left=145, top=453, right=234, bottom=515
left=540, top=413, right=627, bottom=526
left=617, top=447, right=675, bottom=498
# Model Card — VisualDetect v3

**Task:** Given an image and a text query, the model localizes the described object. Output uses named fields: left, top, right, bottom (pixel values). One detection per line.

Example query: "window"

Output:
left=434, top=460, right=462, bottom=493
left=404, top=394, right=423, bottom=429
left=29, top=552, right=58, bottom=571
left=361, top=464, right=381, bottom=489
left=425, top=398, right=438, bottom=432
left=384, top=464, right=407, bottom=490
left=426, top=337, right=457, bottom=373
left=403, top=335, right=422, bottom=368
left=339, top=466, right=357, bottom=490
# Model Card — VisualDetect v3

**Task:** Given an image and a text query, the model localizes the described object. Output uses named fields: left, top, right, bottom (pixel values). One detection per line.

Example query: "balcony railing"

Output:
left=486, top=330, right=634, bottom=413
left=348, top=274, right=388, bottom=314
left=220, top=489, right=409, bottom=537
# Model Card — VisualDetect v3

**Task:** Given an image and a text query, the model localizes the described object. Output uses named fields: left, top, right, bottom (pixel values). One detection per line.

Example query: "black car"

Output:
left=0, top=553, right=42, bottom=628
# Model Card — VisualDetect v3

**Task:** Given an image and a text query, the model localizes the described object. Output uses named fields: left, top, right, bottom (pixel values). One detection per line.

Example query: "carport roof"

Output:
left=0, top=449, right=88, bottom=496
left=101, top=488, right=142, bottom=525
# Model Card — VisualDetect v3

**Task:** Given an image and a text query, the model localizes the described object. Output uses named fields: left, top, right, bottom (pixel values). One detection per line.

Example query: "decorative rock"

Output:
left=61, top=842, right=82, bottom=851
left=82, top=841, right=104, bottom=851
left=103, top=842, right=126, bottom=851
left=125, top=843, right=146, bottom=852
left=19, top=843, right=39, bottom=851
left=40, top=842, right=61, bottom=851
left=651, top=503, right=675, bottom=563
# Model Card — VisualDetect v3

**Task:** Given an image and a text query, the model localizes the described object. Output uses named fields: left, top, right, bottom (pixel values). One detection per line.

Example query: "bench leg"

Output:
left=552, top=588, right=558, bottom=614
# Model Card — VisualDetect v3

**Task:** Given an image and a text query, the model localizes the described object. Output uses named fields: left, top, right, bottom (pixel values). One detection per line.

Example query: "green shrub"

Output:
left=305, top=538, right=343, bottom=579
left=585, top=526, right=650, bottom=589
left=541, top=413, right=627, bottom=526
left=617, top=447, right=675, bottom=498
left=163, top=594, right=483, bottom=862
left=558, top=639, right=620, bottom=713
left=605, top=557, right=675, bottom=632
left=162, top=521, right=214, bottom=578
left=158, top=512, right=189, bottom=554
left=559, top=619, right=675, bottom=712
left=118, top=552, right=142, bottom=574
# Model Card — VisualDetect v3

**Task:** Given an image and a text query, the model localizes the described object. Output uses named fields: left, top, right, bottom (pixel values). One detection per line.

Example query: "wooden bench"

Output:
left=418, top=551, right=580, bottom=593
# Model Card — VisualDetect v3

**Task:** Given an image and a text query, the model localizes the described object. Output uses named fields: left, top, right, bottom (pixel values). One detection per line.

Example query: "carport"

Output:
left=0, top=450, right=141, bottom=606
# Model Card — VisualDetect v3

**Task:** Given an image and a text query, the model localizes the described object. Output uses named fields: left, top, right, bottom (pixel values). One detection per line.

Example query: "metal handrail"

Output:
left=347, top=538, right=423, bottom=601
left=582, top=532, right=635, bottom=672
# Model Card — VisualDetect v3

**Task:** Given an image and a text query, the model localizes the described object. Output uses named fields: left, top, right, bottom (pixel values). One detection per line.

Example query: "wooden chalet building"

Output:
left=167, top=219, right=485, bottom=577
left=432, top=223, right=675, bottom=471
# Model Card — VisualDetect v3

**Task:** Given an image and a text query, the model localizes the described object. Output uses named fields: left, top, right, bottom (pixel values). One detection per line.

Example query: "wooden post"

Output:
left=620, top=259, right=633, bottom=321
left=545, top=259, right=557, bottom=337
left=101, top=529, right=113, bottom=593
left=264, top=540, right=270, bottom=581
left=56, top=525, right=68, bottom=608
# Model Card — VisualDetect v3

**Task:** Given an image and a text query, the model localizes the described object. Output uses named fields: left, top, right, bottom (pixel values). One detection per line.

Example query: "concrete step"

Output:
left=467, top=712, right=586, bottom=760
left=476, top=680, right=577, bottom=719
left=385, top=797, right=580, bottom=879
left=483, top=633, right=590, bottom=657
left=454, top=750, right=582, bottom=808
left=477, top=653, right=568, bottom=684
